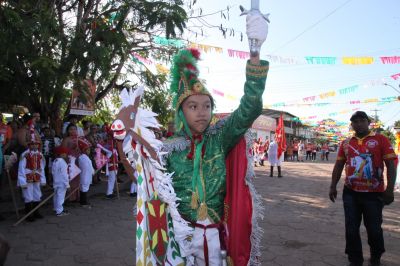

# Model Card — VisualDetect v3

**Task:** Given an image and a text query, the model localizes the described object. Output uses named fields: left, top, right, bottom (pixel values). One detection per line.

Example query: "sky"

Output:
left=182, top=0, right=400, bottom=128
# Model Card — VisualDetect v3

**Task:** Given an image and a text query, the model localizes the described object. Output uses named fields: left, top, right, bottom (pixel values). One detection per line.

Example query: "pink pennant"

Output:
left=380, top=56, right=400, bottom=64
left=212, top=89, right=224, bottom=97
left=391, top=73, right=400, bottom=80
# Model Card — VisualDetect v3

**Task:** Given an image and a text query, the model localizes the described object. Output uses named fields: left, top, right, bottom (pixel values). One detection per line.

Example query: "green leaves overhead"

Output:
left=0, top=0, right=188, bottom=126
left=138, top=0, right=187, bottom=38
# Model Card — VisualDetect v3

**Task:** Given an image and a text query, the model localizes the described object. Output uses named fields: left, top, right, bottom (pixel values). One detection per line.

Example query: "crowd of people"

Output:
left=251, top=136, right=335, bottom=167
left=0, top=112, right=170, bottom=221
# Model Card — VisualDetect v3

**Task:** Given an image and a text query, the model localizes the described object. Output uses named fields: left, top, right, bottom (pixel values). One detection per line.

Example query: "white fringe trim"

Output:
left=118, top=87, right=194, bottom=259
left=244, top=131, right=265, bottom=266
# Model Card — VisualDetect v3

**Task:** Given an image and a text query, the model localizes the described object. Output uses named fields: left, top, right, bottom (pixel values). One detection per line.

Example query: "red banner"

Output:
left=275, top=114, right=286, bottom=158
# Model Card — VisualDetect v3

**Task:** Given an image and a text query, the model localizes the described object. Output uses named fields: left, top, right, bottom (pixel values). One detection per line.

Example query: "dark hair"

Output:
left=22, top=114, right=32, bottom=124
left=82, top=120, right=91, bottom=127
left=350, top=111, right=371, bottom=122
left=67, top=115, right=78, bottom=121
left=66, top=123, right=77, bottom=135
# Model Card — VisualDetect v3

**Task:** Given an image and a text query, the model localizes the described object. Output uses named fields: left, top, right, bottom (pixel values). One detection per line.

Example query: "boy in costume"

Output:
left=52, top=146, right=71, bottom=216
left=162, top=12, right=269, bottom=265
left=111, top=11, right=269, bottom=266
left=78, top=138, right=94, bottom=208
left=17, top=137, right=46, bottom=222
left=100, top=133, right=120, bottom=199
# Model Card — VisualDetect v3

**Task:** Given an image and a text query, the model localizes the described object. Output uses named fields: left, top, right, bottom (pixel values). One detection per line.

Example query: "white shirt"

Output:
left=52, top=158, right=70, bottom=188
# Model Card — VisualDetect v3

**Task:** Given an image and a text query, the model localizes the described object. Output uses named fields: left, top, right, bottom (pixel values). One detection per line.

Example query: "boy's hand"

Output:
left=246, top=11, right=269, bottom=56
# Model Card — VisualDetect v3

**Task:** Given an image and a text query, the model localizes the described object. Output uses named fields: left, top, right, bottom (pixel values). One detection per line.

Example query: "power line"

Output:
left=271, top=0, right=354, bottom=54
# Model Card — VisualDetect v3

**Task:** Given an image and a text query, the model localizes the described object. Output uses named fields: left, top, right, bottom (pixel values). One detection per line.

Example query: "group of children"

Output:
left=16, top=126, right=135, bottom=221
left=252, top=137, right=270, bottom=167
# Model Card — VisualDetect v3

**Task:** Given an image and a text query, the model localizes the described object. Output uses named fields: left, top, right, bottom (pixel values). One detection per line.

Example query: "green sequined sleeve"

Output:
left=221, top=60, right=269, bottom=155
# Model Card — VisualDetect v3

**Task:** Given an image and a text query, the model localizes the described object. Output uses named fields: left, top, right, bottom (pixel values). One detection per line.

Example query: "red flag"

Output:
left=275, top=113, right=286, bottom=158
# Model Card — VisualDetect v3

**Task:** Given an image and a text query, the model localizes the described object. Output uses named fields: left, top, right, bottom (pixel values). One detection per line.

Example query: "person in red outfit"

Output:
left=329, top=111, right=397, bottom=266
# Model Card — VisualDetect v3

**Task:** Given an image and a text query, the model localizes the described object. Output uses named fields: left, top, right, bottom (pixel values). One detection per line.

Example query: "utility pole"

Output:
left=370, top=109, right=380, bottom=121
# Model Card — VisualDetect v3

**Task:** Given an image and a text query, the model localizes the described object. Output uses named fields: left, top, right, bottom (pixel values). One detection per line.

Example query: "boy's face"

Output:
left=43, top=128, right=51, bottom=137
left=29, top=143, right=39, bottom=150
left=68, top=126, right=78, bottom=136
left=181, top=94, right=212, bottom=136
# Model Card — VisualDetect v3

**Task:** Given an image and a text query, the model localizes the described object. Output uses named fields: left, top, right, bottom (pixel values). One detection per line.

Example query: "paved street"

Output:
left=1, top=158, right=399, bottom=266
left=258, top=160, right=400, bottom=266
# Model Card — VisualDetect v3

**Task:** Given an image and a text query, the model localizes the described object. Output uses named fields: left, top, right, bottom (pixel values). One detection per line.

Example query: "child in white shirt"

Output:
left=52, top=146, right=71, bottom=216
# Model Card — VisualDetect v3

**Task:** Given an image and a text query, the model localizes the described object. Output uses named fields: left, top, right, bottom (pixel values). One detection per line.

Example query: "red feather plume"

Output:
left=188, top=48, right=201, bottom=60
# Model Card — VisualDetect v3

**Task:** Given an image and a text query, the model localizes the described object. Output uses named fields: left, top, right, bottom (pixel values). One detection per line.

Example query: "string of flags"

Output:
left=153, top=36, right=400, bottom=66
left=129, top=36, right=400, bottom=107
left=266, top=95, right=399, bottom=109
left=132, top=36, right=400, bottom=77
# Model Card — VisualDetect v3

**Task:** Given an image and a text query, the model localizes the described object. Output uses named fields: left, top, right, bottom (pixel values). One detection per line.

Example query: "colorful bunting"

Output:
left=189, top=43, right=223, bottom=54
left=342, top=57, right=374, bottom=65
left=338, top=85, right=358, bottom=95
left=319, top=91, right=336, bottom=99
left=266, top=55, right=301, bottom=64
left=212, top=88, right=224, bottom=97
left=153, top=36, right=185, bottom=48
left=227, top=49, right=250, bottom=59
left=305, top=56, right=337, bottom=64
left=380, top=56, right=400, bottom=64
left=131, top=52, right=153, bottom=65
left=303, top=96, right=316, bottom=102
left=391, top=73, right=400, bottom=80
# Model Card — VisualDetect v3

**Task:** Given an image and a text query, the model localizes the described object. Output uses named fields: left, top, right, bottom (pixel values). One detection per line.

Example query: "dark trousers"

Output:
left=311, top=152, right=316, bottom=161
left=342, top=187, right=385, bottom=264
left=293, top=151, right=298, bottom=161
left=306, top=151, right=312, bottom=160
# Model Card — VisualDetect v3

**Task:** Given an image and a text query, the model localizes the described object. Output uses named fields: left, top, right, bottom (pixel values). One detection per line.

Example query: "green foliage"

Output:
left=85, top=99, right=115, bottom=125
left=137, top=0, right=187, bottom=38
left=0, top=0, right=188, bottom=126
left=380, top=127, right=395, bottom=145
left=394, top=120, right=400, bottom=127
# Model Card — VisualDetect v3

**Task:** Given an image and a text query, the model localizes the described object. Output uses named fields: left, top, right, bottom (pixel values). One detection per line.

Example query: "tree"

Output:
left=0, top=0, right=187, bottom=127
left=381, top=127, right=395, bottom=145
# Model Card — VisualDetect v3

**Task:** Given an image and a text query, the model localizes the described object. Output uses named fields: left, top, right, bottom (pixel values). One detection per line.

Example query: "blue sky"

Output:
left=184, top=0, right=400, bottom=127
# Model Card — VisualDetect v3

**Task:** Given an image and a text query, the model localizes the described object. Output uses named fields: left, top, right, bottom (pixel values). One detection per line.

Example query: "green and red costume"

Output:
left=164, top=57, right=269, bottom=265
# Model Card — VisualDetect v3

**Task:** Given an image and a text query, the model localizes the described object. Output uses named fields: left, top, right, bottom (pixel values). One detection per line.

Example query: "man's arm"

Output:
left=382, top=159, right=396, bottom=205
left=329, top=160, right=345, bottom=202
left=17, top=129, right=28, bottom=149
left=1, top=126, right=12, bottom=153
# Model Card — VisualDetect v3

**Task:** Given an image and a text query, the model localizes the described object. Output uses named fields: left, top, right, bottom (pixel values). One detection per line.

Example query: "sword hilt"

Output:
left=249, top=38, right=260, bottom=57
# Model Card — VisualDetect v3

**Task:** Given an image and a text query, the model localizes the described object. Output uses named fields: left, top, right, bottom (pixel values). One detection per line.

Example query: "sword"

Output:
left=240, top=0, right=270, bottom=57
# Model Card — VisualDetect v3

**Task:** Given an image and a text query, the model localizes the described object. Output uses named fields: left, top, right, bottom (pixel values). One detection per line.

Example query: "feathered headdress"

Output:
left=169, top=48, right=214, bottom=133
